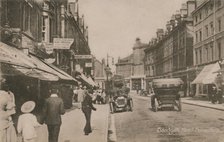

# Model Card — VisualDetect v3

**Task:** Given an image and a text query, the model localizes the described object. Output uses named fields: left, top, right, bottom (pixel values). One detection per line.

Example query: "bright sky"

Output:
left=79, top=0, right=188, bottom=62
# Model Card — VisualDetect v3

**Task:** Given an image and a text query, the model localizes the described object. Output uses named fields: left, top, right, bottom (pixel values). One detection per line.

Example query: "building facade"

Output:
left=192, top=0, right=224, bottom=96
left=93, top=57, right=106, bottom=89
left=0, top=0, right=92, bottom=80
left=144, top=0, right=196, bottom=95
left=116, top=38, right=148, bottom=91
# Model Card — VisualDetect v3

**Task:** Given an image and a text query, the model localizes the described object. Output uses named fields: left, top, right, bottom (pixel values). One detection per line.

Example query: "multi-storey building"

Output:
left=144, top=0, right=195, bottom=95
left=0, top=0, right=91, bottom=78
left=93, top=57, right=106, bottom=89
left=191, top=0, right=224, bottom=96
left=116, top=54, right=133, bottom=88
left=116, top=38, right=148, bottom=90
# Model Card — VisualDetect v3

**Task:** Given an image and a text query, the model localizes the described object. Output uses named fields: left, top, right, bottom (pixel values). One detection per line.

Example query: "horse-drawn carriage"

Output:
left=108, top=74, right=133, bottom=113
left=151, top=78, right=183, bottom=112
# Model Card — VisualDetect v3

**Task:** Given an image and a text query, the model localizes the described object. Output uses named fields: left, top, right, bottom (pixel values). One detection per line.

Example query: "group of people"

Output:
left=0, top=84, right=99, bottom=142
left=210, top=84, right=223, bottom=104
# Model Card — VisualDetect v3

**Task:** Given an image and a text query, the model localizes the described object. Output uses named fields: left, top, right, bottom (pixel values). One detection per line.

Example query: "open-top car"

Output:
left=151, top=78, right=183, bottom=112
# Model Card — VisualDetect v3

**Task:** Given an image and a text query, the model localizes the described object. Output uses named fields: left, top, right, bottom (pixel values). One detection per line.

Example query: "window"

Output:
left=218, top=42, right=222, bottom=59
left=195, top=16, right=198, bottom=23
left=23, top=4, right=31, bottom=31
left=199, top=12, right=202, bottom=20
left=196, top=31, right=198, bottom=42
left=195, top=50, right=198, bottom=65
left=205, top=25, right=208, bottom=37
left=199, top=30, right=202, bottom=41
left=210, top=22, right=214, bottom=35
left=210, top=42, right=214, bottom=61
left=217, top=0, right=221, bottom=7
left=218, top=18, right=222, bottom=32
left=205, top=7, right=208, bottom=17
left=199, top=49, right=202, bottom=64
left=206, top=47, right=209, bottom=62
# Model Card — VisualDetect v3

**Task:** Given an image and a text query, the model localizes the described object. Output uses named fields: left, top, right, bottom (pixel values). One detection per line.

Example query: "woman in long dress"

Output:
left=0, top=90, right=17, bottom=142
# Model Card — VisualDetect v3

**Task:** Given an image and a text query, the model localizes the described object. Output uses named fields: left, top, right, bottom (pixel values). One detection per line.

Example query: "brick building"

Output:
left=191, top=0, right=224, bottom=96
left=144, top=0, right=196, bottom=95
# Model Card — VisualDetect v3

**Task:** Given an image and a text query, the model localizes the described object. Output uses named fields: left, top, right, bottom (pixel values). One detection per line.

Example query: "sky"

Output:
left=79, top=0, right=188, bottom=63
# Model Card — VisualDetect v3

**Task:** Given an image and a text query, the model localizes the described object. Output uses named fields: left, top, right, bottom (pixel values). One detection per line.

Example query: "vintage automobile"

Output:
left=151, top=78, right=183, bottom=112
left=109, top=90, right=133, bottom=113
left=108, top=74, right=133, bottom=113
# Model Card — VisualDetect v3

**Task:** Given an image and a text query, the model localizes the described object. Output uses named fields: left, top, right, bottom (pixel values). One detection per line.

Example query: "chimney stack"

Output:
left=187, top=0, right=196, bottom=17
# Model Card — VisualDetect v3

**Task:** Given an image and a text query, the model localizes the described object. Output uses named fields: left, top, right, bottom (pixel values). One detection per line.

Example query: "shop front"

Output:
left=0, top=42, right=78, bottom=125
left=191, top=62, right=220, bottom=97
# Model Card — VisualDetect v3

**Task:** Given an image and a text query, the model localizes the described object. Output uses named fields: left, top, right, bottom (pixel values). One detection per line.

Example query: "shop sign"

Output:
left=53, top=38, right=74, bottom=49
left=74, top=55, right=92, bottom=59
left=85, top=62, right=92, bottom=67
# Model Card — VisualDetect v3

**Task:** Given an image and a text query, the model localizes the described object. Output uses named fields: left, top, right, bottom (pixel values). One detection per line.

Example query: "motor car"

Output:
left=109, top=91, right=133, bottom=113
left=151, top=78, right=183, bottom=112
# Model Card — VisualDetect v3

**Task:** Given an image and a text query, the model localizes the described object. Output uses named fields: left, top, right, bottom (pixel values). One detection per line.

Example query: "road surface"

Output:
left=113, top=93, right=224, bottom=142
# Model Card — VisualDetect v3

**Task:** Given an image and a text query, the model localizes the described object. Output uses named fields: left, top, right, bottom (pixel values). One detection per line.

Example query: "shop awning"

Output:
left=12, top=66, right=59, bottom=81
left=87, top=77, right=98, bottom=87
left=0, top=42, right=77, bottom=83
left=42, top=61, right=78, bottom=83
left=191, top=62, right=220, bottom=84
left=77, top=74, right=95, bottom=87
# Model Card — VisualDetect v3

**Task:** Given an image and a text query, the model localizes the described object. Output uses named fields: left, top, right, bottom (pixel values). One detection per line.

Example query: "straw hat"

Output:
left=21, top=101, right=35, bottom=113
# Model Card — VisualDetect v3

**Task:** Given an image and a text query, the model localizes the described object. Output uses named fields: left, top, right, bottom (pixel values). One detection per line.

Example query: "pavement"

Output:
left=34, top=103, right=110, bottom=142
left=130, top=91, right=224, bottom=111
left=181, top=96, right=224, bottom=111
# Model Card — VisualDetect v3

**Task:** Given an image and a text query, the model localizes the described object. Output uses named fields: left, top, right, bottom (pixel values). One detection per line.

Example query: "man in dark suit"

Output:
left=82, top=89, right=96, bottom=135
left=43, top=88, right=65, bottom=142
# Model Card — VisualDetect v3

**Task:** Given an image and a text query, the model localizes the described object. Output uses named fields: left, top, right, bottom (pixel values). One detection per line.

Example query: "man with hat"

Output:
left=43, top=88, right=65, bottom=142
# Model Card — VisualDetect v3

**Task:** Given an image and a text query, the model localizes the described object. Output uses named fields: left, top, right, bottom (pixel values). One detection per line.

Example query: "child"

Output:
left=17, top=101, right=41, bottom=142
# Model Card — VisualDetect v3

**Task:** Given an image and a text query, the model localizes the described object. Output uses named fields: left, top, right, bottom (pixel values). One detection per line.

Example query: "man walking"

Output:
left=82, top=89, right=96, bottom=135
left=43, top=88, right=65, bottom=142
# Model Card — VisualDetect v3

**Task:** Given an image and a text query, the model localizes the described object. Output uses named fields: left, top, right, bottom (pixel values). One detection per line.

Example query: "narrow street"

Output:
left=113, top=93, right=224, bottom=142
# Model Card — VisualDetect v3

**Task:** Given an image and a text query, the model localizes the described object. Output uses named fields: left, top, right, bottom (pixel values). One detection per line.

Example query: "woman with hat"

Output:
left=17, top=101, right=41, bottom=142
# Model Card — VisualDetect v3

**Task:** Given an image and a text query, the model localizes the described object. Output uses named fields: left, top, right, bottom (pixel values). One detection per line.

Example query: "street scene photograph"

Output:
left=1, top=0, right=224, bottom=142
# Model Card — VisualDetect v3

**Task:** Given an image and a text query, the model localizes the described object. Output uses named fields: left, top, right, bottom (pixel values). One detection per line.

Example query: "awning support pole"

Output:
left=37, top=79, right=41, bottom=99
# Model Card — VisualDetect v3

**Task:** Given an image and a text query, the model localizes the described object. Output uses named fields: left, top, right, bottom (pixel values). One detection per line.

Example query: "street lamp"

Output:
left=105, top=65, right=112, bottom=103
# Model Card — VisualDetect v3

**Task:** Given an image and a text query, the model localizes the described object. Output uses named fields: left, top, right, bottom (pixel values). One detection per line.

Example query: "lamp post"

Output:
left=105, top=65, right=111, bottom=103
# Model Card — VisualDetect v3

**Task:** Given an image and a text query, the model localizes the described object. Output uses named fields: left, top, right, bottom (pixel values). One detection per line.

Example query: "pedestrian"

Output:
left=81, top=89, right=96, bottom=135
left=0, top=90, right=17, bottom=142
left=77, top=85, right=85, bottom=108
left=17, top=101, right=41, bottom=142
left=43, top=88, right=65, bottom=142
left=73, top=86, right=78, bottom=103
